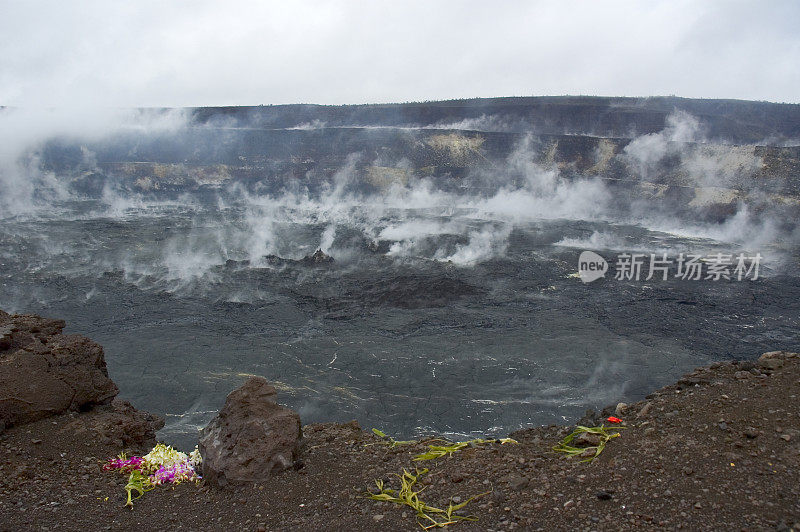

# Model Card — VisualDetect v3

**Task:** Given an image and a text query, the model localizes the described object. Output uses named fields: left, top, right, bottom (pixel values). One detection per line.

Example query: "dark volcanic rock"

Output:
left=199, top=376, right=302, bottom=486
left=758, top=350, right=789, bottom=370
left=0, top=310, right=119, bottom=431
left=259, top=249, right=334, bottom=268
left=301, top=249, right=334, bottom=265
left=65, top=399, right=165, bottom=448
left=362, top=274, right=481, bottom=309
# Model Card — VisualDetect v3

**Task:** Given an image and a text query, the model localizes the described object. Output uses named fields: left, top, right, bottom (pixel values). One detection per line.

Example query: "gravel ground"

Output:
left=1, top=352, right=798, bottom=531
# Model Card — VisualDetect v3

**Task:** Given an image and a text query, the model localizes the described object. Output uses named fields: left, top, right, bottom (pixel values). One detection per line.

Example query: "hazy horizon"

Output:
left=4, top=94, right=800, bottom=110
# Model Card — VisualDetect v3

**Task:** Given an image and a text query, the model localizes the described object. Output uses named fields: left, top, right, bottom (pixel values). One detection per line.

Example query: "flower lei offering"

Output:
left=102, top=444, right=203, bottom=507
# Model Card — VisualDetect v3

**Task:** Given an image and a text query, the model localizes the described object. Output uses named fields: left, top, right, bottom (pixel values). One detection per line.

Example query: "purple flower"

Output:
left=149, top=460, right=199, bottom=485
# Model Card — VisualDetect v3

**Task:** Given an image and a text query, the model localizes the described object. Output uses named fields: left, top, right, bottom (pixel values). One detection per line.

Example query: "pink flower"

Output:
left=103, top=456, right=144, bottom=472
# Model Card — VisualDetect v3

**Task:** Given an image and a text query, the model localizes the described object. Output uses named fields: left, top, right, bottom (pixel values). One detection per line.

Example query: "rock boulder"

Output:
left=65, top=399, right=165, bottom=448
left=301, top=249, right=334, bottom=265
left=199, top=376, right=302, bottom=486
left=0, top=311, right=119, bottom=431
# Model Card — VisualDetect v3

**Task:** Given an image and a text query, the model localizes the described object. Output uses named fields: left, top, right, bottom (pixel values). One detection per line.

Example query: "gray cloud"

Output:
left=1, top=0, right=799, bottom=106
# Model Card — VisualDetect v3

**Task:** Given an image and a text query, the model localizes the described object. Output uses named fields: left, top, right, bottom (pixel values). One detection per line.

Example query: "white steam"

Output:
left=437, top=224, right=512, bottom=266
left=319, top=224, right=336, bottom=253
left=427, top=114, right=513, bottom=132
left=0, top=106, right=795, bottom=291
left=623, top=110, right=705, bottom=178
left=0, top=107, right=190, bottom=218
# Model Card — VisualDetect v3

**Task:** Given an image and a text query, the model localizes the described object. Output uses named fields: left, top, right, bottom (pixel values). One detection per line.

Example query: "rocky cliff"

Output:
left=0, top=310, right=163, bottom=446
left=37, top=96, right=800, bottom=222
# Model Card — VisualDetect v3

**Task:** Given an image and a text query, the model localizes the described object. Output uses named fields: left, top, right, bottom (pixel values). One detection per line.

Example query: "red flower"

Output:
left=607, top=416, right=622, bottom=424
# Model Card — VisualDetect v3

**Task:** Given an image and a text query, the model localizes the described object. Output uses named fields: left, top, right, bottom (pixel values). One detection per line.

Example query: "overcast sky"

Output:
left=1, top=0, right=798, bottom=107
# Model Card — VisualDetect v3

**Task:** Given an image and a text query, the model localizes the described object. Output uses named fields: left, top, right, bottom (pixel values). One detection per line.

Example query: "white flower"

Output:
left=188, top=447, right=203, bottom=467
